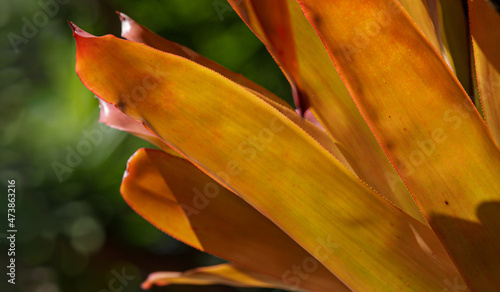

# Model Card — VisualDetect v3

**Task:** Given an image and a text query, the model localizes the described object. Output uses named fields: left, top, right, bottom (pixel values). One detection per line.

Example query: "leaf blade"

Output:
left=122, top=148, right=348, bottom=292
left=118, top=12, right=291, bottom=109
left=228, top=0, right=425, bottom=224
left=116, top=14, right=356, bottom=168
left=73, top=26, right=462, bottom=291
left=297, top=0, right=500, bottom=289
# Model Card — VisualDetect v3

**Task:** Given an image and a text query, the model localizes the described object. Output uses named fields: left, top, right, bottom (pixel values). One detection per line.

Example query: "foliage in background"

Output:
left=1, top=0, right=288, bottom=291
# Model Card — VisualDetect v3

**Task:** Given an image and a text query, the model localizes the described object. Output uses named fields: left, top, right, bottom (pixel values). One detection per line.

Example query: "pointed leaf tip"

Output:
left=117, top=12, right=132, bottom=36
left=68, top=22, right=94, bottom=38
left=116, top=11, right=128, bottom=23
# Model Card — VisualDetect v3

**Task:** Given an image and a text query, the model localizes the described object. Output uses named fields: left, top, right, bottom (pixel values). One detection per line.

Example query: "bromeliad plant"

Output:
left=71, top=0, right=500, bottom=291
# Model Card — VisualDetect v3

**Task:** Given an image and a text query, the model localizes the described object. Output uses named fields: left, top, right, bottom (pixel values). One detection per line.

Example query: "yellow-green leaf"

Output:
left=118, top=12, right=290, bottom=109
left=298, top=0, right=500, bottom=289
left=228, top=0, right=425, bottom=224
left=123, top=148, right=349, bottom=292
left=73, top=25, right=462, bottom=291
left=116, top=13, right=354, bottom=169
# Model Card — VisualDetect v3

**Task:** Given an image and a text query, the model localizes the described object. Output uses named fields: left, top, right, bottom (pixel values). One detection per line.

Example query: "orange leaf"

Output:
left=118, top=12, right=290, bottom=109
left=73, top=25, right=461, bottom=291
left=123, top=148, right=349, bottom=292
left=228, top=0, right=425, bottom=224
left=298, top=0, right=500, bottom=289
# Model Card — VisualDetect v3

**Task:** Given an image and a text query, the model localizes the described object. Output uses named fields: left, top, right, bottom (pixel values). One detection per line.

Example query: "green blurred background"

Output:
left=0, top=0, right=292, bottom=291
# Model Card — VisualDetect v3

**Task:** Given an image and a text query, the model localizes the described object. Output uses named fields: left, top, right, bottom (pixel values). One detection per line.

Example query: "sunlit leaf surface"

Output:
left=298, top=0, right=500, bottom=289
left=73, top=25, right=462, bottom=291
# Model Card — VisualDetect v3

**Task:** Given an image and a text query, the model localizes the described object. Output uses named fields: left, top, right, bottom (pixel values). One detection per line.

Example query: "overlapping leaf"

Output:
left=118, top=12, right=290, bottom=109
left=122, top=148, right=347, bottom=292
left=73, top=24, right=462, bottom=291
left=228, top=0, right=426, bottom=224
left=298, top=0, right=500, bottom=289
left=98, top=98, right=162, bottom=147
left=141, top=263, right=305, bottom=291
left=397, top=0, right=443, bottom=60
left=116, top=13, right=352, bottom=171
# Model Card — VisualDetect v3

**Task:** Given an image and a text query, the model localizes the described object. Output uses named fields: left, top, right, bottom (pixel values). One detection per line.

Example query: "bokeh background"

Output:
left=0, top=0, right=292, bottom=291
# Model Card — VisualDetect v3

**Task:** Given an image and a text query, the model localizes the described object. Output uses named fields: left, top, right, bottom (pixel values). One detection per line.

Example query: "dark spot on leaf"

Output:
left=385, top=141, right=394, bottom=150
left=312, top=13, right=322, bottom=26
left=445, top=201, right=449, bottom=205
left=117, top=100, right=125, bottom=112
